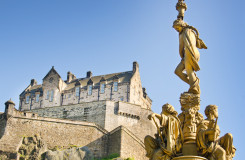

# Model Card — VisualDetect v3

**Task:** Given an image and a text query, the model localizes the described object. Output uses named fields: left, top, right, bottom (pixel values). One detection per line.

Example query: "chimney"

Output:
left=87, top=71, right=92, bottom=78
left=142, top=87, right=147, bottom=98
left=67, top=71, right=76, bottom=83
left=30, top=79, right=37, bottom=86
left=133, top=61, right=139, bottom=73
left=67, top=72, right=72, bottom=83
left=5, top=99, right=15, bottom=119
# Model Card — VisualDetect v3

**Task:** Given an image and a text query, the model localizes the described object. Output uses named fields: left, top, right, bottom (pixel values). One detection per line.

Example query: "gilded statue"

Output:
left=197, top=105, right=236, bottom=160
left=144, top=104, right=183, bottom=160
left=173, top=19, right=207, bottom=94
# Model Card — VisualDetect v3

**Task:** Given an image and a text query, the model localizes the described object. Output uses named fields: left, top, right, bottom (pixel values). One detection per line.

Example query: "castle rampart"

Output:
left=31, top=100, right=156, bottom=141
left=0, top=101, right=149, bottom=159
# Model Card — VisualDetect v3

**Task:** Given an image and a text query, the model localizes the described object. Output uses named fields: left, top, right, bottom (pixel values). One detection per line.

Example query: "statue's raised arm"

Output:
left=144, top=104, right=183, bottom=160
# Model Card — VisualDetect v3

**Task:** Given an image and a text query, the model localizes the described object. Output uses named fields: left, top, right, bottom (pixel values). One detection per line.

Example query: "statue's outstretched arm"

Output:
left=148, top=113, right=162, bottom=121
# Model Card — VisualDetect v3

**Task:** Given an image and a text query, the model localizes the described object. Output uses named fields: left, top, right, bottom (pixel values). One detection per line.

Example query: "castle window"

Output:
left=75, top=87, right=80, bottom=97
left=46, top=91, right=49, bottom=100
left=100, top=84, right=105, bottom=93
left=50, top=90, right=54, bottom=102
left=88, top=85, right=92, bottom=95
left=36, top=94, right=39, bottom=102
left=120, top=96, right=124, bottom=101
left=26, top=96, right=29, bottom=104
left=113, top=82, right=118, bottom=92
left=83, top=107, right=90, bottom=121
left=84, top=107, right=90, bottom=115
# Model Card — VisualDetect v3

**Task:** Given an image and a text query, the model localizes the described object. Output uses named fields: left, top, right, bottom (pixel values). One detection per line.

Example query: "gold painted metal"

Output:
left=144, top=0, right=236, bottom=160
left=196, top=105, right=236, bottom=160
left=172, top=156, right=207, bottom=160
left=173, top=19, right=207, bottom=95
left=144, top=104, right=183, bottom=160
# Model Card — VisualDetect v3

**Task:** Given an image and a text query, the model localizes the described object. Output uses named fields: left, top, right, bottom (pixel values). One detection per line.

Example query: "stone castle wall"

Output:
left=108, top=126, right=148, bottom=160
left=32, top=101, right=107, bottom=128
left=104, top=101, right=156, bottom=141
left=0, top=113, right=108, bottom=159
left=0, top=108, right=149, bottom=160
left=31, top=100, right=156, bottom=141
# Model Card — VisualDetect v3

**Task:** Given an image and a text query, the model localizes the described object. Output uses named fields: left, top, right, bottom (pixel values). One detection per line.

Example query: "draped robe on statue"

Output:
left=197, top=120, right=235, bottom=160
left=180, top=28, right=200, bottom=72
left=144, top=113, right=183, bottom=160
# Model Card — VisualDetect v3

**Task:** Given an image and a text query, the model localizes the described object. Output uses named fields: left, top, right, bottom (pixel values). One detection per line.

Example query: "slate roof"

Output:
left=20, top=70, right=133, bottom=96
left=43, top=66, right=61, bottom=80
left=63, top=71, right=133, bottom=91
left=19, top=84, right=43, bottom=98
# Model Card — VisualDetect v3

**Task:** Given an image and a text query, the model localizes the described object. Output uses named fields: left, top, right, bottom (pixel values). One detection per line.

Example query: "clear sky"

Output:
left=0, top=0, right=244, bottom=158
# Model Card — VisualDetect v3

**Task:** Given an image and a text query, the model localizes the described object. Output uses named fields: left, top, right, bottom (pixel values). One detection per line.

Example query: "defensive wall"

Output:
left=0, top=100, right=149, bottom=160
left=31, top=100, right=156, bottom=141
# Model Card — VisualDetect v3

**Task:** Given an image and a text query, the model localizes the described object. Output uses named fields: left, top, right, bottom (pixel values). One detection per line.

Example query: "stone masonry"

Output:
left=19, top=62, right=152, bottom=111
left=0, top=101, right=149, bottom=159
left=0, top=62, right=156, bottom=159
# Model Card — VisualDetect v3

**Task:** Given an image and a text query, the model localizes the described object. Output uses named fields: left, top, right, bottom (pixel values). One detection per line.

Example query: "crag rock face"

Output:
left=44, top=146, right=94, bottom=160
left=17, top=135, right=94, bottom=160
left=18, top=135, right=47, bottom=160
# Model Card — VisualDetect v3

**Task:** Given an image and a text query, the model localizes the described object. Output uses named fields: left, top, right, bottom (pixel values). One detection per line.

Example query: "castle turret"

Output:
left=5, top=99, right=15, bottom=119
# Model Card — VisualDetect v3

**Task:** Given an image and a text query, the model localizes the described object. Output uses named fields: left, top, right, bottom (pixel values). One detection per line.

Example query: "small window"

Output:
left=46, top=91, right=49, bottom=100
left=113, top=82, right=118, bottom=92
left=84, top=107, right=90, bottom=115
left=75, top=87, right=80, bottom=97
left=88, top=85, right=92, bottom=95
left=36, top=94, right=39, bottom=102
left=68, top=94, right=71, bottom=98
left=100, top=84, right=105, bottom=93
left=50, top=90, right=54, bottom=102
left=120, top=97, right=124, bottom=101
left=26, top=96, right=30, bottom=104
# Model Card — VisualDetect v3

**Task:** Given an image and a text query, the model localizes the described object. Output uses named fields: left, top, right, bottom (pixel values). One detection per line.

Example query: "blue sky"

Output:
left=0, top=0, right=244, bottom=158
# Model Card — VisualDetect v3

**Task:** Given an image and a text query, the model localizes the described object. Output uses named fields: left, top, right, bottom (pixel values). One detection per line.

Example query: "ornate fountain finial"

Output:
left=176, top=0, right=187, bottom=20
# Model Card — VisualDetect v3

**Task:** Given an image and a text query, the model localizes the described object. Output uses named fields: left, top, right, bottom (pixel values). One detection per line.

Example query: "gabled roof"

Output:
left=20, top=68, right=134, bottom=96
left=43, top=66, right=61, bottom=80
left=113, top=75, right=119, bottom=80
left=19, top=84, right=43, bottom=98
left=63, top=71, right=133, bottom=91
left=75, top=80, right=81, bottom=86
left=87, top=79, right=93, bottom=85
left=100, top=77, right=106, bottom=82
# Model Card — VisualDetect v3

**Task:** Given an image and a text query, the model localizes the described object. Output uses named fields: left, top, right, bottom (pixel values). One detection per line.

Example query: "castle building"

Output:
left=19, top=62, right=152, bottom=111
left=0, top=62, right=156, bottom=159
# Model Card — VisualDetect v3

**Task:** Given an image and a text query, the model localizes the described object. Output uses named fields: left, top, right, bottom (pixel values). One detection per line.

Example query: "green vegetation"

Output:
left=68, top=144, right=82, bottom=148
left=93, top=153, right=134, bottom=160
left=101, top=153, right=119, bottom=160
